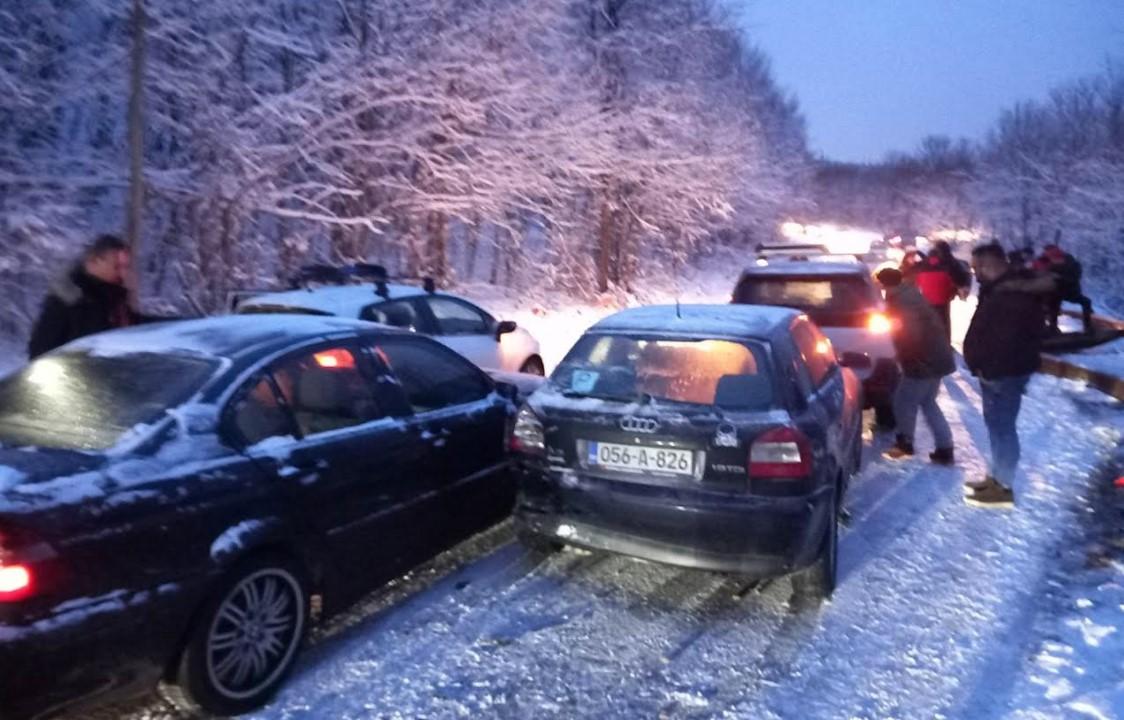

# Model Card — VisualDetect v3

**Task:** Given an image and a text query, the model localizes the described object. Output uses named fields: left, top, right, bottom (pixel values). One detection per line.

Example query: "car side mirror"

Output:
left=495, top=320, right=517, bottom=340
left=839, top=351, right=873, bottom=370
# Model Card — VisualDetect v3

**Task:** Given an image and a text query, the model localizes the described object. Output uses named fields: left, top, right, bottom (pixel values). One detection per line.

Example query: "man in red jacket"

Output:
left=911, top=240, right=971, bottom=342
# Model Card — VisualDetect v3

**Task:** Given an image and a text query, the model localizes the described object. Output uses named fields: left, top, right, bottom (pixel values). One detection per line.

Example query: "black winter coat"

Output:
left=963, top=270, right=1054, bottom=380
left=1050, top=254, right=1084, bottom=300
left=28, top=267, right=141, bottom=358
left=884, top=284, right=956, bottom=379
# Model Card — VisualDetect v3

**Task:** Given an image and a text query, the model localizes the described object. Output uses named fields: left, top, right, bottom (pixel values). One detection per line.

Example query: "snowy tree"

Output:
left=0, top=0, right=812, bottom=337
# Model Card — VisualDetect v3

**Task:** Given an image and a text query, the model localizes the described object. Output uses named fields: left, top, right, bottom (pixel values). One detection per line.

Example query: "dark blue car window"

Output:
left=370, top=337, right=491, bottom=413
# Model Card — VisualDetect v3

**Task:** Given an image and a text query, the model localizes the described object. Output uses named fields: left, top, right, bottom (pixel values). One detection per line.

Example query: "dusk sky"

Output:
left=739, top=0, right=1124, bottom=163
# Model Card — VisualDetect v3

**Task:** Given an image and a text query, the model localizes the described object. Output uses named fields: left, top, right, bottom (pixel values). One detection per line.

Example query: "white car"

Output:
left=732, top=255, right=900, bottom=427
left=236, top=282, right=545, bottom=375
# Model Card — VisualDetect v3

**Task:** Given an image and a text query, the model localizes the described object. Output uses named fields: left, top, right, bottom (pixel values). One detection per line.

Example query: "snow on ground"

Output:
left=1061, top=337, right=1124, bottom=378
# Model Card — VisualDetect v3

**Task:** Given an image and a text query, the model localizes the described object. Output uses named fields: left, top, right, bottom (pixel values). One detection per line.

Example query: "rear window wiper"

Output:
left=558, top=389, right=637, bottom=403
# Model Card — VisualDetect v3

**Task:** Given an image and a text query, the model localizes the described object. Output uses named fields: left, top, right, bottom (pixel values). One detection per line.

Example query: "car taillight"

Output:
left=510, top=405, right=545, bottom=455
left=0, top=563, right=33, bottom=602
left=867, top=311, right=892, bottom=334
left=749, top=427, right=812, bottom=478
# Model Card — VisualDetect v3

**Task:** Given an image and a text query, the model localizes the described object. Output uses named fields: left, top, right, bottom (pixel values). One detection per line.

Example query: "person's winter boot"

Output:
left=965, top=477, right=1015, bottom=508
left=1083, top=311, right=1094, bottom=335
left=929, top=447, right=955, bottom=466
left=964, top=475, right=993, bottom=494
left=883, top=435, right=914, bottom=460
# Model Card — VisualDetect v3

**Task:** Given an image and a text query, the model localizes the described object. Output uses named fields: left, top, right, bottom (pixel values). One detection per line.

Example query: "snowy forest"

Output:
left=812, top=65, right=1124, bottom=314
left=0, top=0, right=811, bottom=338
left=2, top=2, right=1121, bottom=343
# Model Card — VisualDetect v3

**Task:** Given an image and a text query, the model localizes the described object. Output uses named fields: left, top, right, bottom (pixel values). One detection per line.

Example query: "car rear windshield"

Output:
left=0, top=352, right=219, bottom=451
left=552, top=335, right=774, bottom=410
left=733, top=275, right=876, bottom=326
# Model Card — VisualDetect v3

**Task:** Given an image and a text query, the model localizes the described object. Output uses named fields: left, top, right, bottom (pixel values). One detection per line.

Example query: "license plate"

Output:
left=586, top=441, right=694, bottom=476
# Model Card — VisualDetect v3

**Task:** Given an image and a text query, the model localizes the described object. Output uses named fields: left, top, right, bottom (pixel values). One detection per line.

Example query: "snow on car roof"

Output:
left=238, top=283, right=427, bottom=317
left=741, top=260, right=871, bottom=277
left=63, top=314, right=385, bottom=360
left=590, top=304, right=799, bottom=339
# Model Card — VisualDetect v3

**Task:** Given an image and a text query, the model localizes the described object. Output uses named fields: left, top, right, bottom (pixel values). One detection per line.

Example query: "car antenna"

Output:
left=673, top=254, right=683, bottom=319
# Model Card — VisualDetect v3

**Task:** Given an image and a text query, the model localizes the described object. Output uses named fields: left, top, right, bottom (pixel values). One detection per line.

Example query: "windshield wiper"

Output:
left=559, top=389, right=639, bottom=403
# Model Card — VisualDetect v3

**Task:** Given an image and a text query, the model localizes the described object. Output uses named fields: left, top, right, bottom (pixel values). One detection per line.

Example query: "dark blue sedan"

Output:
left=0, top=315, right=528, bottom=719
left=512, top=305, right=864, bottom=599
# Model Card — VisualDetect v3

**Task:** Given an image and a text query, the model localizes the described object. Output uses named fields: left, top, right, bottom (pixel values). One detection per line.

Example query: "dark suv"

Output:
left=512, top=305, right=864, bottom=598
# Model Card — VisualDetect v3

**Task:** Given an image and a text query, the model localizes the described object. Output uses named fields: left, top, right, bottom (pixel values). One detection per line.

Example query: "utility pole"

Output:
left=125, top=0, right=147, bottom=300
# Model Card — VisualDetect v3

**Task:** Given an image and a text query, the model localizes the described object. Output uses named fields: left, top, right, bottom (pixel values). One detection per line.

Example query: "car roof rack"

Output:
left=288, top=263, right=438, bottom=298
left=754, top=243, right=864, bottom=263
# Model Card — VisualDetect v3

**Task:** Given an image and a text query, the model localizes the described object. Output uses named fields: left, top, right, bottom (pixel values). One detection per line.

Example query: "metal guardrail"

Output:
left=1043, top=311, right=1124, bottom=401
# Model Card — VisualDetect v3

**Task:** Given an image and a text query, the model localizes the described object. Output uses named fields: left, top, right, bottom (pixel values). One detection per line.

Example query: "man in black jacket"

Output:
left=962, top=243, right=1055, bottom=508
left=1035, top=245, right=1094, bottom=334
left=28, top=235, right=140, bottom=358
left=876, top=268, right=956, bottom=464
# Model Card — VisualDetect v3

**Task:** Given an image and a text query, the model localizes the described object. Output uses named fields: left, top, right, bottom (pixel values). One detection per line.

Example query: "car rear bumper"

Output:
left=0, top=581, right=202, bottom=720
left=515, top=468, right=834, bottom=576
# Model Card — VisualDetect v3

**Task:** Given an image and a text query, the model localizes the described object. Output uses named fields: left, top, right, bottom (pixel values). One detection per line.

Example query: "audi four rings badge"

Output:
left=620, top=416, right=660, bottom=433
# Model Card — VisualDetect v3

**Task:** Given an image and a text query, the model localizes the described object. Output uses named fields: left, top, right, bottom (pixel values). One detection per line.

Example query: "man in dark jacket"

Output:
left=962, top=243, right=1056, bottom=508
left=876, top=268, right=956, bottom=464
left=1035, top=244, right=1093, bottom=334
left=28, top=235, right=140, bottom=358
left=911, top=240, right=972, bottom=343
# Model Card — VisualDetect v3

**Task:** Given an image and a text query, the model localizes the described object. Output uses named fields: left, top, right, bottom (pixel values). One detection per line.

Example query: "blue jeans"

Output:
left=979, top=375, right=1031, bottom=487
left=894, top=376, right=953, bottom=448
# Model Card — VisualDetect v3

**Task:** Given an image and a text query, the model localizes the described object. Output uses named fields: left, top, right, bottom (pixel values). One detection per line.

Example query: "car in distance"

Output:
left=0, top=315, right=529, bottom=719
left=732, top=253, right=899, bottom=427
left=511, top=305, right=864, bottom=598
left=235, top=265, right=545, bottom=375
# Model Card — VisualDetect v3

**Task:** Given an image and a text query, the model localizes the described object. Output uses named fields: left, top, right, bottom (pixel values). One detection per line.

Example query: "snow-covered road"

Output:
left=105, top=366, right=1123, bottom=720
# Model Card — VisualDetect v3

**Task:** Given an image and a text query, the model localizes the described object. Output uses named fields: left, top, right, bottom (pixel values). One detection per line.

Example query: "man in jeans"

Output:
left=876, top=269, right=956, bottom=464
left=963, top=244, right=1056, bottom=507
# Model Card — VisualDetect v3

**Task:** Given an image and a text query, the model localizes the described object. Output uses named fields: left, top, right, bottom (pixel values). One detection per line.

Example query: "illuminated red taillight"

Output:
left=749, top=427, right=812, bottom=478
left=867, top=312, right=892, bottom=334
left=0, top=563, right=33, bottom=602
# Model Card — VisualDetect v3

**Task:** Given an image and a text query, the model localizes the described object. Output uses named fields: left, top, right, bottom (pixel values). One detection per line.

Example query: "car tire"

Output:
left=161, top=554, right=309, bottom=716
left=792, top=489, right=839, bottom=602
left=873, top=401, right=895, bottom=431
left=519, top=356, right=545, bottom=376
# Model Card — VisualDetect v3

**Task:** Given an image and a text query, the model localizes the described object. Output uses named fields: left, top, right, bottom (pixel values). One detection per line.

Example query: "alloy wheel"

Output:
left=205, top=568, right=305, bottom=701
